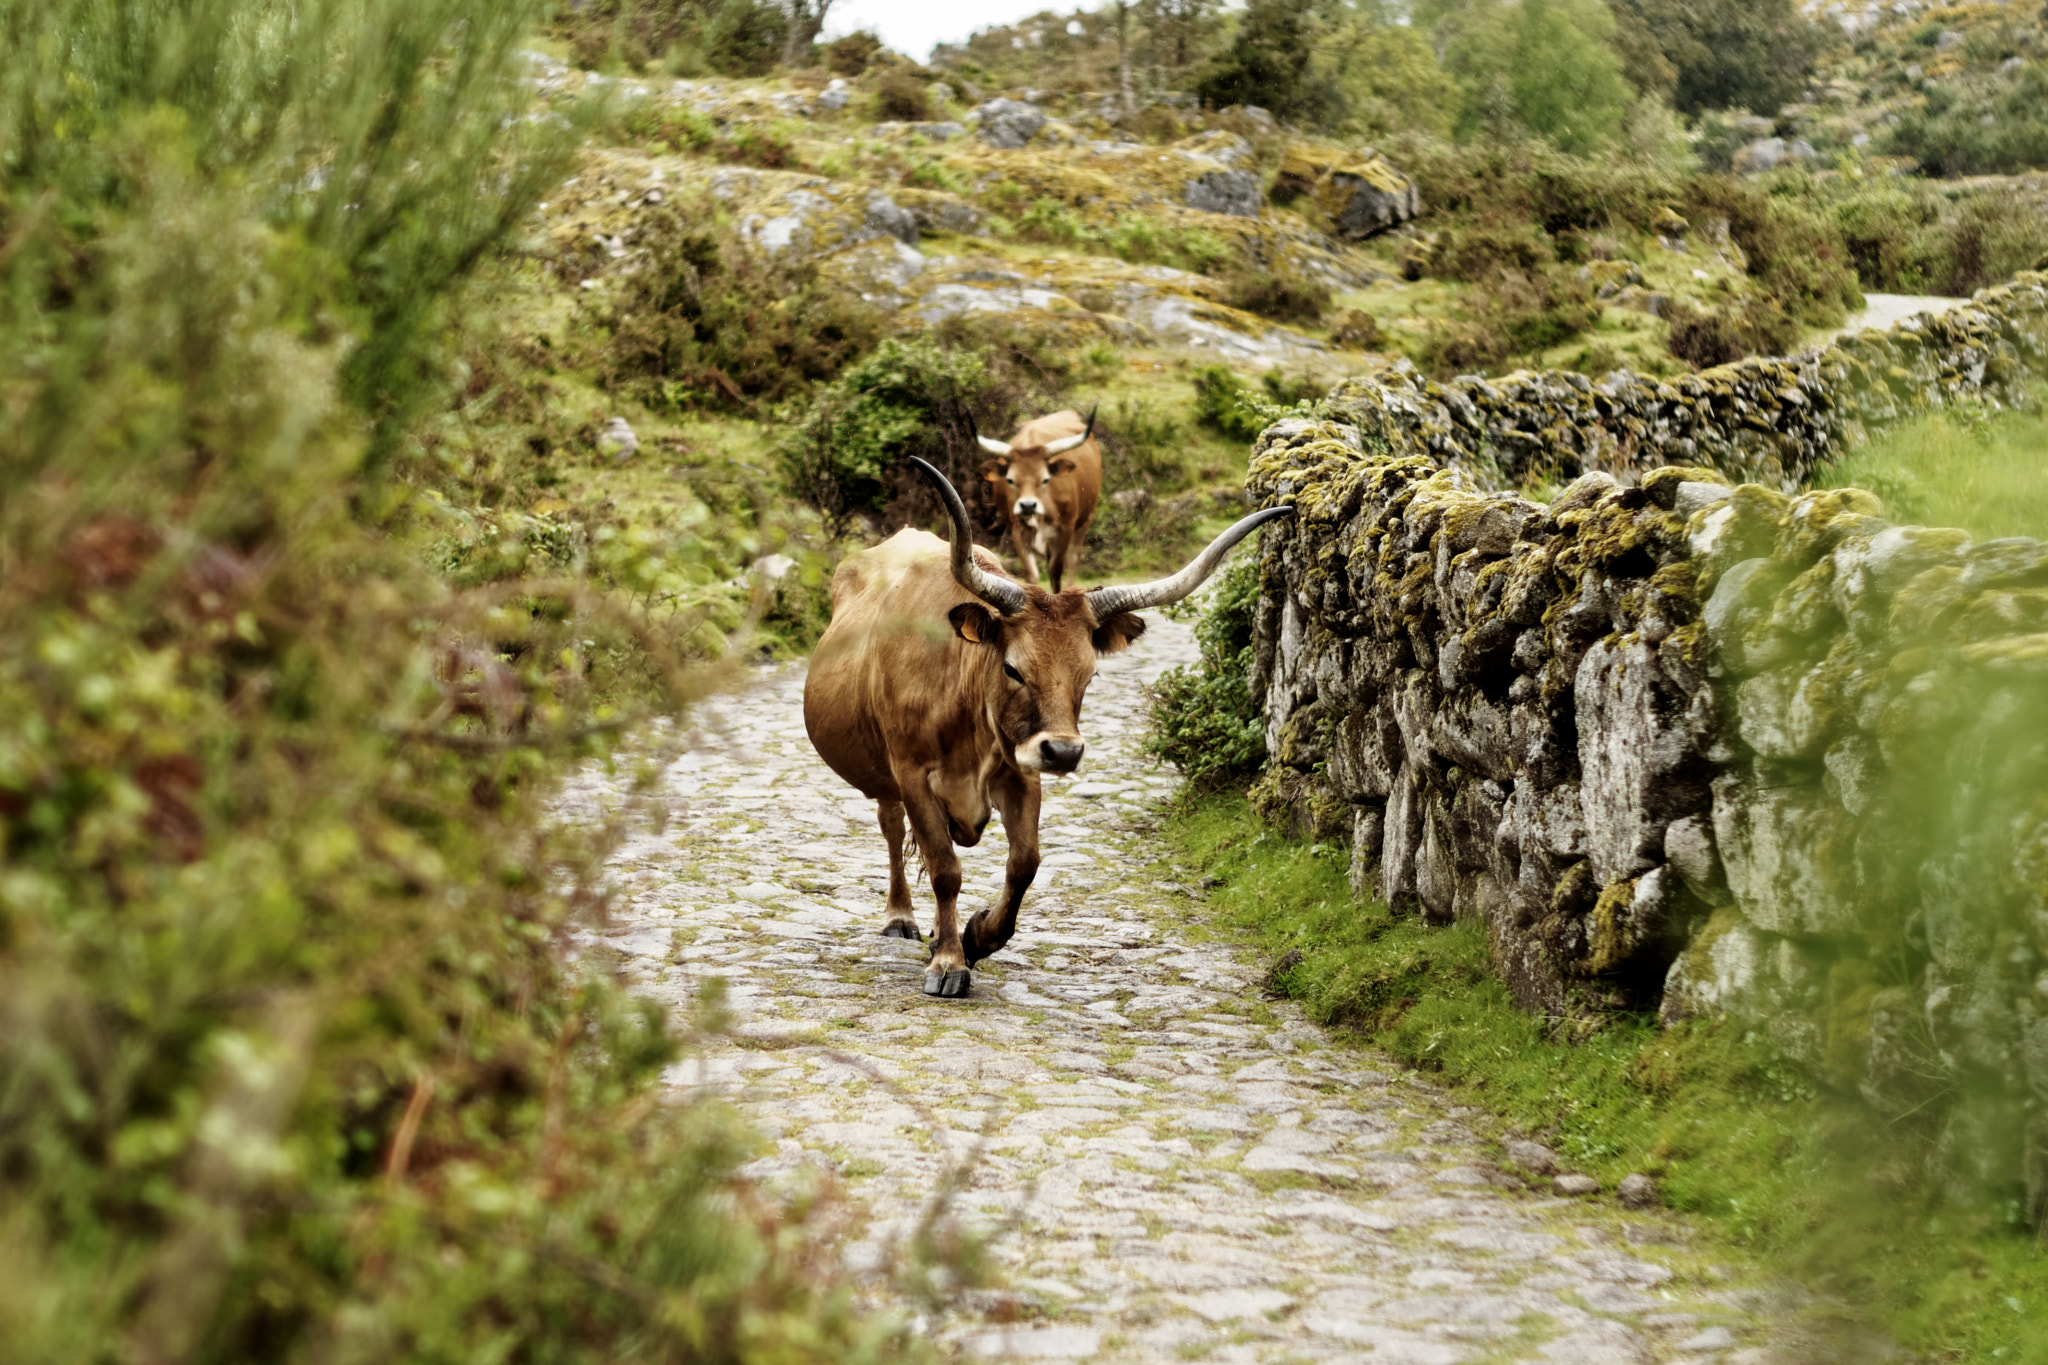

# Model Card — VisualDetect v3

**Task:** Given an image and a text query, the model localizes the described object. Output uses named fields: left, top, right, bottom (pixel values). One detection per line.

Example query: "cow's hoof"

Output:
left=922, top=967, right=972, bottom=998
left=961, top=914, right=1000, bottom=964
left=881, top=920, right=922, bottom=941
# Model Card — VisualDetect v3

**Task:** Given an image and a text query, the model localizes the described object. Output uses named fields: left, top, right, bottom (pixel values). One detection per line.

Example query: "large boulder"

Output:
left=1271, top=144, right=1419, bottom=239
left=975, top=98, right=1046, bottom=149
left=1183, top=168, right=1263, bottom=218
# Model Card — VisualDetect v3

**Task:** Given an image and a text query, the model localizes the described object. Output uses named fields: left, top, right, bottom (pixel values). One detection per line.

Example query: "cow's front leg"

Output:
left=964, top=773, right=1039, bottom=964
left=876, top=799, right=920, bottom=940
left=901, top=794, right=971, bottom=997
left=1011, top=524, right=1040, bottom=585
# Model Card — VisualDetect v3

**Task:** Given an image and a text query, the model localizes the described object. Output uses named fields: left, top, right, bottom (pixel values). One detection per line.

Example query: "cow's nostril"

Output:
left=1040, top=739, right=1085, bottom=772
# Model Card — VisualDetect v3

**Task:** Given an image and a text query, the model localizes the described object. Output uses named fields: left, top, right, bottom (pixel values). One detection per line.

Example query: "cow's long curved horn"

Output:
left=963, top=415, right=1008, bottom=459
left=1044, top=406, right=1098, bottom=457
left=1086, top=505, right=1294, bottom=618
left=969, top=413, right=1012, bottom=457
left=909, top=456, right=1029, bottom=616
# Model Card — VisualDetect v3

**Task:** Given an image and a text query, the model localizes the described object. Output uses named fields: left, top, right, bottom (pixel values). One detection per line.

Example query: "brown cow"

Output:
left=978, top=407, right=1102, bottom=593
left=802, top=457, right=1291, bottom=997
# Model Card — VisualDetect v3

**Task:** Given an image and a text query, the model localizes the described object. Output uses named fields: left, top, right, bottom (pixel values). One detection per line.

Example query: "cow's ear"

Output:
left=949, top=602, right=999, bottom=645
left=1049, top=457, right=1077, bottom=478
left=1092, top=611, right=1146, bottom=655
left=980, top=458, right=1005, bottom=478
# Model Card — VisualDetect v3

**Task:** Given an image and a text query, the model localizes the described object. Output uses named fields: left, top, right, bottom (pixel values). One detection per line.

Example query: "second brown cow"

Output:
left=979, top=408, right=1102, bottom=593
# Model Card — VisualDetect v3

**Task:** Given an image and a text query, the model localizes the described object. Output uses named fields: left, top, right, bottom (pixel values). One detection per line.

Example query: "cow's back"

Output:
left=804, top=529, right=1006, bottom=800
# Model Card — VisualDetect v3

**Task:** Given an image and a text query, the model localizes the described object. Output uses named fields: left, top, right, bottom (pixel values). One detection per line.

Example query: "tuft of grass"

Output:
left=1814, top=408, right=2048, bottom=542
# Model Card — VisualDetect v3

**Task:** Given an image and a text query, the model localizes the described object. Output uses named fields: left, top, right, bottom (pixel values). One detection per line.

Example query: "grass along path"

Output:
left=557, top=605, right=1817, bottom=1363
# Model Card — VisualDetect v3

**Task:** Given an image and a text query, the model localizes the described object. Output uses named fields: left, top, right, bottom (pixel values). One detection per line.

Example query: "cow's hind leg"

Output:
left=876, top=800, right=920, bottom=940
left=964, top=773, right=1039, bottom=964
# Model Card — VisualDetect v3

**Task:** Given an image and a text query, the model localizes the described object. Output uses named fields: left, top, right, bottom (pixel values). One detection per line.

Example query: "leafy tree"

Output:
left=1321, top=12, right=1460, bottom=137
left=1194, top=0, right=1335, bottom=122
left=1434, top=0, right=1635, bottom=154
left=1608, top=0, right=1825, bottom=115
left=1141, top=0, right=1223, bottom=71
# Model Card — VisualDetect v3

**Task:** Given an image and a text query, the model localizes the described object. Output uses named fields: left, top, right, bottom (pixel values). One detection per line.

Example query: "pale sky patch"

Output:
left=823, top=0, right=1086, bottom=63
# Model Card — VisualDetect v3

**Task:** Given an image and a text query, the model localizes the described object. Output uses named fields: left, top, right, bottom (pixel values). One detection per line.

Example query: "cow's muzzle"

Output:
left=948, top=812, right=989, bottom=846
left=1038, top=738, right=1085, bottom=774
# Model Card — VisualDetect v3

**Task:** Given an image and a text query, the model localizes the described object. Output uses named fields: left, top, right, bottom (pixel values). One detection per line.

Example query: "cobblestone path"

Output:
left=566, top=610, right=1796, bottom=1365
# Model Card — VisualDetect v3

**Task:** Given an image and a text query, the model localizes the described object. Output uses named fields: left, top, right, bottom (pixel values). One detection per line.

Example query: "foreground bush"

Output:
left=0, top=2, right=920, bottom=1360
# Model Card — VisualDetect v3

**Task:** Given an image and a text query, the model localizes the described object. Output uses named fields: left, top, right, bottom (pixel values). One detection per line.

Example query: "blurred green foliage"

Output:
left=1431, top=0, right=1637, bottom=155
left=552, top=0, right=791, bottom=77
left=1608, top=0, right=1825, bottom=115
left=1886, top=65, right=2048, bottom=178
left=0, top=1, right=928, bottom=1360
left=1815, top=408, right=2048, bottom=540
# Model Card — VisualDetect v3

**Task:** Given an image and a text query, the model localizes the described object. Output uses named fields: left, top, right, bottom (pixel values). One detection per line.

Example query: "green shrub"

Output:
left=1425, top=224, right=1556, bottom=280
left=827, top=30, right=883, bottom=75
left=1680, top=173, right=1863, bottom=327
left=1608, top=0, right=1825, bottom=115
left=1145, top=556, right=1269, bottom=792
left=1215, top=264, right=1332, bottom=323
left=1191, top=365, right=1275, bottom=442
left=1418, top=264, right=1601, bottom=376
left=602, top=206, right=884, bottom=411
left=874, top=68, right=933, bottom=121
left=1664, top=297, right=1799, bottom=368
left=1886, top=66, right=2048, bottom=177
left=1828, top=177, right=2048, bottom=297
left=1330, top=308, right=1381, bottom=349
left=1101, top=399, right=1191, bottom=493
left=781, top=338, right=993, bottom=534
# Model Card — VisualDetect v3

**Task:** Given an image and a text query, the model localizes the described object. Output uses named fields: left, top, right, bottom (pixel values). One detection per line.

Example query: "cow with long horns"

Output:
left=978, top=407, right=1102, bottom=593
left=802, top=458, right=1291, bottom=997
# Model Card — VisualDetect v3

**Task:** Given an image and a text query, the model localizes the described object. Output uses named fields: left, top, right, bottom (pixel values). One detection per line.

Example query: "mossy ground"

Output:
left=1159, top=791, right=2048, bottom=1363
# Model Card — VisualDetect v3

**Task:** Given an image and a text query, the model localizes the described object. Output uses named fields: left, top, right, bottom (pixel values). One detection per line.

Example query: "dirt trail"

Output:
left=561, top=609, right=1797, bottom=1364
left=1829, top=292, right=1971, bottom=340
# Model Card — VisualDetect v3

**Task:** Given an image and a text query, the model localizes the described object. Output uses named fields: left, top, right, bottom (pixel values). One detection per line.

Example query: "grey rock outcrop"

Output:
left=1732, top=137, right=1818, bottom=174
left=975, top=97, right=1046, bottom=149
left=1183, top=168, right=1263, bottom=218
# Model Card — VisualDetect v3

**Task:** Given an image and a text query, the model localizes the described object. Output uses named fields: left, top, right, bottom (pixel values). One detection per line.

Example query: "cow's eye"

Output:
left=1003, top=661, right=1025, bottom=685
left=1004, top=475, right=1015, bottom=485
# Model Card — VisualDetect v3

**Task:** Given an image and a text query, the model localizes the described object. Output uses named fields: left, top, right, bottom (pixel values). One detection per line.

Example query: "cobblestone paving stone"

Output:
left=562, top=609, right=1799, bottom=1365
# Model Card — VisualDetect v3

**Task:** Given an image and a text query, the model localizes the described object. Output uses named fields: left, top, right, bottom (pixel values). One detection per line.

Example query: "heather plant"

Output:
left=0, top=2, right=928, bottom=1360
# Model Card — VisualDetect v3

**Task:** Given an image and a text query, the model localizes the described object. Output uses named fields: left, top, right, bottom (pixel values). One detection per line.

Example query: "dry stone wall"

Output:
left=1247, top=275, right=2048, bottom=1210
left=1343, top=272, right=2048, bottom=494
